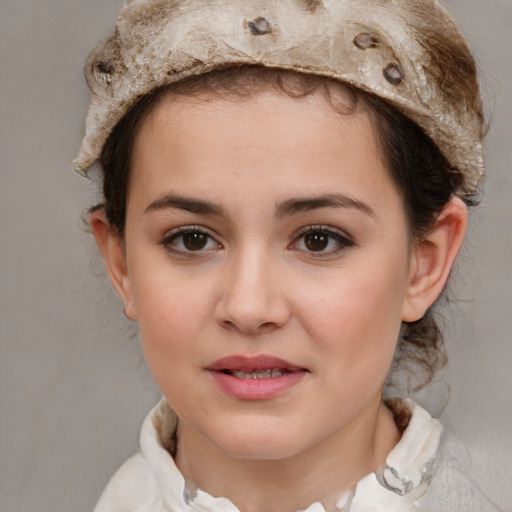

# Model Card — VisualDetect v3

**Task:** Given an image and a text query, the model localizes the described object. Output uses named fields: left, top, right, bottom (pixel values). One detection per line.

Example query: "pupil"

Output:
left=183, top=232, right=207, bottom=250
left=305, top=233, right=328, bottom=251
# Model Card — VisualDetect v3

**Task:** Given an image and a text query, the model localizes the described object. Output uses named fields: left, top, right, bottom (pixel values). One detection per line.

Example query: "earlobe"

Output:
left=402, top=196, right=467, bottom=322
left=89, top=208, right=137, bottom=321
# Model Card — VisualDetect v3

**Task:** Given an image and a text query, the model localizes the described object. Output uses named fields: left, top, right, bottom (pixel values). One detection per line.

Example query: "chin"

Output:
left=220, top=439, right=302, bottom=461
left=207, top=421, right=312, bottom=461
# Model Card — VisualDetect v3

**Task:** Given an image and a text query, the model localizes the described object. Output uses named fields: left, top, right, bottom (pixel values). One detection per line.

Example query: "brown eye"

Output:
left=292, top=226, right=355, bottom=256
left=161, top=227, right=220, bottom=254
left=182, top=232, right=208, bottom=251
left=304, top=232, right=329, bottom=252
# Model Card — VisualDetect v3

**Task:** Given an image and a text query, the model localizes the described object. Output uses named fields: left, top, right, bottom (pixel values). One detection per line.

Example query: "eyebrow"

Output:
left=144, top=192, right=374, bottom=218
left=144, top=195, right=226, bottom=216
left=276, top=193, right=375, bottom=218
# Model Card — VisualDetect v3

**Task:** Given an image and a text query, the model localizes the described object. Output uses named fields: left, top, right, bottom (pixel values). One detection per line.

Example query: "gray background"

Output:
left=1, top=0, right=511, bottom=510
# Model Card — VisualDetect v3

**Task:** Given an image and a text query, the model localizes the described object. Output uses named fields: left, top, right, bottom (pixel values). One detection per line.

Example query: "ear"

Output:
left=402, top=196, right=467, bottom=322
left=89, top=208, right=137, bottom=321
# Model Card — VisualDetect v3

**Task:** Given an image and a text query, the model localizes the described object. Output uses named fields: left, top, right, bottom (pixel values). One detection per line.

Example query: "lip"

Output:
left=207, top=355, right=304, bottom=372
left=206, top=355, right=308, bottom=400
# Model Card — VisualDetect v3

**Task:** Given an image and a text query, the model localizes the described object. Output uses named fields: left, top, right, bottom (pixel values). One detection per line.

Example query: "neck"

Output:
left=175, top=397, right=400, bottom=512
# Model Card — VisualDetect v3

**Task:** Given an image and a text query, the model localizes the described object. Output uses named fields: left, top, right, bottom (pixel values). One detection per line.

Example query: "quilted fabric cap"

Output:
left=74, top=0, right=485, bottom=195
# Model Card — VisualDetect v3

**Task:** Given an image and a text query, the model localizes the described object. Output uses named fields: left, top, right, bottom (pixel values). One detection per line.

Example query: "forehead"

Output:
left=128, top=87, right=399, bottom=216
left=133, top=86, right=377, bottom=162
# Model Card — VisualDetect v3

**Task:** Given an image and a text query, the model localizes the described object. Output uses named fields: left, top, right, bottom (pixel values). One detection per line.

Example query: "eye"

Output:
left=160, top=226, right=221, bottom=254
left=292, top=226, right=354, bottom=255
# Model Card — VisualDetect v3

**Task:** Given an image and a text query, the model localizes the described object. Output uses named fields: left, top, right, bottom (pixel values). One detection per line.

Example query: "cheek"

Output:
left=296, top=254, right=408, bottom=376
left=128, top=256, right=216, bottom=374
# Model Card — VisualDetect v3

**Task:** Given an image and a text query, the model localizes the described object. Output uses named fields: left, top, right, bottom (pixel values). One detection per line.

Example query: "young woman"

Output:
left=75, top=0, right=498, bottom=510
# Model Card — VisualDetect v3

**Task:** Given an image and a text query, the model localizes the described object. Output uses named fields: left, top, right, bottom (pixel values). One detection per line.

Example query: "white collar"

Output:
left=139, top=398, right=443, bottom=512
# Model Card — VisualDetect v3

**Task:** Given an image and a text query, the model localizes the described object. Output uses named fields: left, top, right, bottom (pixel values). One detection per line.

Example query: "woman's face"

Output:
left=118, top=89, right=416, bottom=459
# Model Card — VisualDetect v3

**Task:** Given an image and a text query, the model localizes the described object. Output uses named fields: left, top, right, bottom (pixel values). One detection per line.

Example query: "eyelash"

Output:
left=159, top=226, right=221, bottom=256
left=159, top=225, right=355, bottom=257
left=291, top=225, right=355, bottom=257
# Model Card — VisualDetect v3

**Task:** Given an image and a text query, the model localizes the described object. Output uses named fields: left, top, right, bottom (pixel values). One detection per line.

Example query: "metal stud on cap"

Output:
left=74, top=0, right=485, bottom=196
left=248, top=17, right=272, bottom=35
left=353, top=33, right=378, bottom=50
left=383, top=63, right=405, bottom=85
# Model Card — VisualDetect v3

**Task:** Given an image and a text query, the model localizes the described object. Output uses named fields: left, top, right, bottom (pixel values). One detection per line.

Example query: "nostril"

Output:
left=214, top=267, right=291, bottom=333
left=219, top=318, right=276, bottom=334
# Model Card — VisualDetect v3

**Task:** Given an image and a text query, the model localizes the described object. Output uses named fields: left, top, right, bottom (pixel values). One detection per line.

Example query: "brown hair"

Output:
left=97, top=65, right=480, bottom=389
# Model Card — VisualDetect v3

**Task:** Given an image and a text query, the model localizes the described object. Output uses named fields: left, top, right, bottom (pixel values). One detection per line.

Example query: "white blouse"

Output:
left=93, top=398, right=498, bottom=512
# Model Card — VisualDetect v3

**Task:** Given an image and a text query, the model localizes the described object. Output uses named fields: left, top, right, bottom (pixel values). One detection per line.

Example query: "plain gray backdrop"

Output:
left=1, top=1, right=511, bottom=510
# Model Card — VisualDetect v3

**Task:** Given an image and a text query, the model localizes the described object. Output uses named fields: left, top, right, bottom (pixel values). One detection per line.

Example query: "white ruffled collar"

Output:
left=139, top=397, right=443, bottom=512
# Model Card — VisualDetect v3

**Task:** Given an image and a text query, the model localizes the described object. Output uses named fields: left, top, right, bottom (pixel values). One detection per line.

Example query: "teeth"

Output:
left=230, top=369, right=286, bottom=379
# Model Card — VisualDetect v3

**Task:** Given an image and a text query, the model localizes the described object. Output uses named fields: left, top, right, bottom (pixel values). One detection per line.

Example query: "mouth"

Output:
left=206, top=355, right=308, bottom=400
left=207, top=354, right=306, bottom=376
left=219, top=368, right=295, bottom=379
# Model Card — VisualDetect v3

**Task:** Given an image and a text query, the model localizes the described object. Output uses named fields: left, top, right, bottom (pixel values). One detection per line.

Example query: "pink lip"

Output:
left=206, top=355, right=307, bottom=400
left=207, top=355, right=303, bottom=372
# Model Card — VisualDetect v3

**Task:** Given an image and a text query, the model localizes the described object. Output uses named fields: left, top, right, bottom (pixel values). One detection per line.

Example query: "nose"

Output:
left=214, top=248, right=291, bottom=334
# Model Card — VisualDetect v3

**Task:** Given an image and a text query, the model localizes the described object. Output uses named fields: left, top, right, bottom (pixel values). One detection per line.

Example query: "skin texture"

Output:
left=91, top=88, right=467, bottom=512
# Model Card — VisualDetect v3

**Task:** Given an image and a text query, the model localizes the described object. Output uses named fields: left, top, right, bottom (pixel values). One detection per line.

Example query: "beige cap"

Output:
left=74, top=0, right=484, bottom=195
